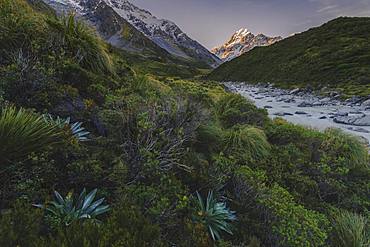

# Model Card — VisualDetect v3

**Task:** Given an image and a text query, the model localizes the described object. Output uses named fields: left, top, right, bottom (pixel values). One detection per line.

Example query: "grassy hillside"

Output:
left=0, top=1, right=369, bottom=246
left=208, top=17, right=370, bottom=96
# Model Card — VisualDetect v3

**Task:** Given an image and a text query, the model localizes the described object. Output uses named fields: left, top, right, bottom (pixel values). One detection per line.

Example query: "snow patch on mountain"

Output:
left=44, top=0, right=84, bottom=12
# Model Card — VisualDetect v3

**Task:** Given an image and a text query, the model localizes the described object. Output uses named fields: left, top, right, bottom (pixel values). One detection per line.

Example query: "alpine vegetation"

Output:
left=194, top=191, right=236, bottom=241
left=0, top=106, right=61, bottom=164
left=43, top=114, right=90, bottom=142
left=34, top=188, right=110, bottom=226
left=0, top=1, right=369, bottom=246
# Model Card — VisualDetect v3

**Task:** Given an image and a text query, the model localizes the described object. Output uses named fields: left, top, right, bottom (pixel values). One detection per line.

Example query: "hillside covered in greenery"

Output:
left=0, top=1, right=369, bottom=246
left=208, top=17, right=370, bottom=96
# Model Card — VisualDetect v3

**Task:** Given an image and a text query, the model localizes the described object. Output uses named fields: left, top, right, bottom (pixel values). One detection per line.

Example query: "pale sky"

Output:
left=130, top=0, right=370, bottom=49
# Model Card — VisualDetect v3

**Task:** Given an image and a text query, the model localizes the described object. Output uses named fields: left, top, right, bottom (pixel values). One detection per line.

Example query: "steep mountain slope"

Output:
left=212, top=28, right=282, bottom=61
left=208, top=17, right=370, bottom=93
left=106, top=0, right=221, bottom=67
left=43, top=0, right=171, bottom=56
left=43, top=0, right=221, bottom=67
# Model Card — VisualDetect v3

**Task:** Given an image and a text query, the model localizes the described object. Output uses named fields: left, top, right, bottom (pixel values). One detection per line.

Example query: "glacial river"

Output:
left=226, top=82, right=370, bottom=146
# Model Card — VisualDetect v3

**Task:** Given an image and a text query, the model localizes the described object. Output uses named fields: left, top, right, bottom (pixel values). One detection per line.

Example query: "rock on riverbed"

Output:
left=334, top=115, right=370, bottom=126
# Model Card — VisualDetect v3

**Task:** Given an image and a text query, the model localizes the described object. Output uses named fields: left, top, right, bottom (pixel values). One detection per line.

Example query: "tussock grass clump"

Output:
left=0, top=106, right=62, bottom=163
left=216, top=94, right=268, bottom=128
left=46, top=14, right=113, bottom=74
left=196, top=123, right=225, bottom=153
left=224, top=125, right=271, bottom=161
left=331, top=210, right=369, bottom=247
left=321, top=128, right=369, bottom=170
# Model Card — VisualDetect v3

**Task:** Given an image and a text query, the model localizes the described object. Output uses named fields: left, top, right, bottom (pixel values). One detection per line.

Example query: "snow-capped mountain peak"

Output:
left=212, top=28, right=282, bottom=62
left=235, top=28, right=251, bottom=37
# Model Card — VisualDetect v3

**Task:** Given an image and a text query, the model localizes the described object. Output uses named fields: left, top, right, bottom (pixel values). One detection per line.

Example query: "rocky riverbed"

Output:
left=225, top=82, right=370, bottom=147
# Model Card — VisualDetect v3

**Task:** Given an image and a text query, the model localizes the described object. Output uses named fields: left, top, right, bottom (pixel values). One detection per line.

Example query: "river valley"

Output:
left=226, top=82, right=370, bottom=147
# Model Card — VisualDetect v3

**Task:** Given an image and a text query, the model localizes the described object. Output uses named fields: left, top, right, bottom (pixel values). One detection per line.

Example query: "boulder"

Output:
left=298, top=101, right=313, bottom=107
left=334, top=114, right=370, bottom=126
left=284, top=99, right=296, bottom=103
left=335, top=111, right=349, bottom=117
left=362, top=99, right=370, bottom=107
left=295, top=111, right=308, bottom=115
left=289, top=88, right=300, bottom=94
left=274, top=112, right=293, bottom=116
left=353, top=127, right=370, bottom=133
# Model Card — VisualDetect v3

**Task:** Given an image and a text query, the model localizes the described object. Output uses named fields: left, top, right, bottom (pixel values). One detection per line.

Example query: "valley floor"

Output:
left=226, top=82, right=370, bottom=147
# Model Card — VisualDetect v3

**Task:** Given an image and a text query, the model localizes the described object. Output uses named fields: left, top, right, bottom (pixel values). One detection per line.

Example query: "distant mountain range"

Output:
left=208, top=17, right=370, bottom=95
left=212, top=28, right=282, bottom=61
left=43, top=0, right=221, bottom=67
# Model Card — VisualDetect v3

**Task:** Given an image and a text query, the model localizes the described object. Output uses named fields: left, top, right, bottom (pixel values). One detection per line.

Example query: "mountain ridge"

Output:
left=43, top=0, right=221, bottom=67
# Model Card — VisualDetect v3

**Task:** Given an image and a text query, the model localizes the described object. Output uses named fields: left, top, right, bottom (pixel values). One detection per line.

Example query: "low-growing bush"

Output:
left=0, top=200, right=43, bottom=247
left=320, top=128, right=369, bottom=171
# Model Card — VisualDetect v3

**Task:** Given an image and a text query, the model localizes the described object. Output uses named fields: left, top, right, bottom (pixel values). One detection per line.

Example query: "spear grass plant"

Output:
left=0, top=106, right=62, bottom=164
left=34, top=188, right=110, bottom=226
left=43, top=114, right=90, bottom=142
left=194, top=191, right=236, bottom=241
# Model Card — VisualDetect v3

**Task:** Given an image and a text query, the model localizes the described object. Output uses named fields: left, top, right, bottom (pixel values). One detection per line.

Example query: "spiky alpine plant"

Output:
left=43, top=114, right=90, bottom=141
left=0, top=106, right=62, bottom=164
left=34, top=188, right=110, bottom=226
left=194, top=191, right=236, bottom=241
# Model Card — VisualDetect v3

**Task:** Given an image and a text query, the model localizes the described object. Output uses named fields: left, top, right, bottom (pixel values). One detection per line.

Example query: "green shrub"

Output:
left=331, top=210, right=369, bottom=247
left=216, top=94, right=268, bottom=128
left=0, top=106, right=62, bottom=164
left=39, top=202, right=165, bottom=247
left=0, top=0, right=44, bottom=62
left=235, top=167, right=330, bottom=247
left=320, top=128, right=369, bottom=171
left=258, top=184, right=330, bottom=247
left=266, top=118, right=324, bottom=162
left=0, top=200, right=43, bottom=247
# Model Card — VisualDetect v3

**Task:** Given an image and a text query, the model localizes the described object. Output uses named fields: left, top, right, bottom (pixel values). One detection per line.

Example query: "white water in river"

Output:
left=226, top=83, right=370, bottom=146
